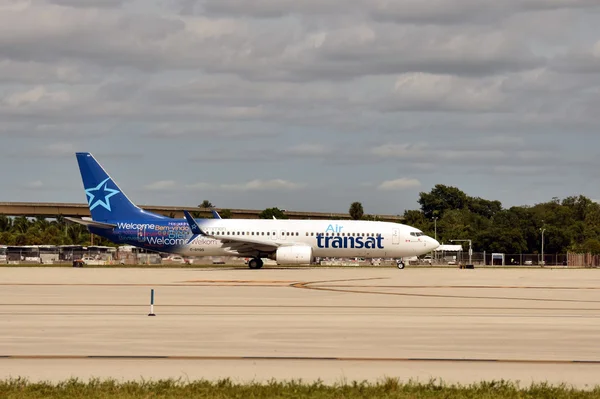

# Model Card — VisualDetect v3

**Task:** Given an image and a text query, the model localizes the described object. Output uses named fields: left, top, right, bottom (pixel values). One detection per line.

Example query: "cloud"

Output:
left=143, top=180, right=178, bottom=191
left=220, top=179, right=305, bottom=191
left=377, top=178, right=421, bottom=191
left=184, top=182, right=213, bottom=190
left=22, top=180, right=44, bottom=190
left=192, top=0, right=600, bottom=24
left=146, top=179, right=306, bottom=192
left=0, top=0, right=599, bottom=213
left=4, top=86, right=70, bottom=108
left=45, top=0, right=127, bottom=8
left=283, top=144, right=331, bottom=157
left=549, top=39, right=600, bottom=75
left=380, top=73, right=507, bottom=113
left=0, top=3, right=544, bottom=82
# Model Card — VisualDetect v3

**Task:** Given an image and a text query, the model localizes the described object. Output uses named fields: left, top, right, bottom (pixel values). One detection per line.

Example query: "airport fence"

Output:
left=428, top=251, right=599, bottom=267
left=0, top=245, right=161, bottom=266
left=1, top=245, right=599, bottom=267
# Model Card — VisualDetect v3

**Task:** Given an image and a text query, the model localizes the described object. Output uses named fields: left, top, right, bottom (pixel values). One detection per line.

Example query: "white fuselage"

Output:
left=172, top=219, right=439, bottom=259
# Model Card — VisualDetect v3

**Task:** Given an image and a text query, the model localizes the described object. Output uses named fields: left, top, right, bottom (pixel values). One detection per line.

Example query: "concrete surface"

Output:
left=1, top=267, right=600, bottom=388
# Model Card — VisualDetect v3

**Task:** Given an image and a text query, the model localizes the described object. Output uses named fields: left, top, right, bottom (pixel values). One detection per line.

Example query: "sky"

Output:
left=1, top=0, right=599, bottom=215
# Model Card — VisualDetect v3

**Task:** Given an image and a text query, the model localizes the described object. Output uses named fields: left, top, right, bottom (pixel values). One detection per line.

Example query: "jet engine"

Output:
left=274, top=245, right=313, bottom=265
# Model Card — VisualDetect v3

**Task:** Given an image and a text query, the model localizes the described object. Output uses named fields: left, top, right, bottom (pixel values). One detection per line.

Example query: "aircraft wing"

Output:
left=65, top=217, right=116, bottom=230
left=182, top=210, right=284, bottom=254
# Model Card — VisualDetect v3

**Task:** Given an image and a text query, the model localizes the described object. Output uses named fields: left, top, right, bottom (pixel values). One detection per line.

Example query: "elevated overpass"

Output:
left=0, top=202, right=404, bottom=222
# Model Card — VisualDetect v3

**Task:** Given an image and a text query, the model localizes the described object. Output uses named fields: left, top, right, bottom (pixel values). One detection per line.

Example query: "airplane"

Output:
left=66, top=152, right=440, bottom=269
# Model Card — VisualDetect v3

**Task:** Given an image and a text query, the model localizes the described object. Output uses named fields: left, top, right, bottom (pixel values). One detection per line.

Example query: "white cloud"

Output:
left=23, top=180, right=44, bottom=189
left=284, top=144, right=331, bottom=156
left=184, top=182, right=213, bottom=190
left=377, top=178, right=421, bottom=191
left=145, top=179, right=306, bottom=192
left=144, top=180, right=178, bottom=191
left=384, top=72, right=507, bottom=112
left=0, top=0, right=599, bottom=213
left=44, top=142, right=77, bottom=157
left=221, top=179, right=305, bottom=191
left=4, top=86, right=70, bottom=107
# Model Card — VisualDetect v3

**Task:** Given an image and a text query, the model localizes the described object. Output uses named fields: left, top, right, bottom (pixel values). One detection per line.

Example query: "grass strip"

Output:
left=2, top=377, right=600, bottom=399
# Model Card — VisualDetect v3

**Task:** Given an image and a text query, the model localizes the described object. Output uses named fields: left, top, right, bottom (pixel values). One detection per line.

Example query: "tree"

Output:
left=402, top=210, right=429, bottom=232
left=0, top=215, right=12, bottom=232
left=418, top=185, right=469, bottom=219
left=219, top=209, right=233, bottom=219
left=198, top=200, right=213, bottom=209
left=259, top=207, right=287, bottom=219
left=468, top=197, right=502, bottom=219
left=575, top=238, right=600, bottom=255
left=349, top=202, right=364, bottom=220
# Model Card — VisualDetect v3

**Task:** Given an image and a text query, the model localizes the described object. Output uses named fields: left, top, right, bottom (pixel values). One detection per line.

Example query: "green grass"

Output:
left=2, top=378, right=600, bottom=399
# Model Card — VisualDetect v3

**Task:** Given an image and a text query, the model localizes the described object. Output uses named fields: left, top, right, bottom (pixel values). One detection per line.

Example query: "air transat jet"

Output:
left=67, top=153, right=439, bottom=269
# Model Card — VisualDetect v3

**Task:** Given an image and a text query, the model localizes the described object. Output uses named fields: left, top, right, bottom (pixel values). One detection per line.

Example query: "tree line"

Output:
left=2, top=189, right=599, bottom=254
left=396, top=185, right=600, bottom=255
left=0, top=215, right=114, bottom=247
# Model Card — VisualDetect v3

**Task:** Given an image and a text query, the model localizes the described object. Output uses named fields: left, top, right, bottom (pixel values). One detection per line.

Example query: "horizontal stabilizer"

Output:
left=65, top=217, right=116, bottom=230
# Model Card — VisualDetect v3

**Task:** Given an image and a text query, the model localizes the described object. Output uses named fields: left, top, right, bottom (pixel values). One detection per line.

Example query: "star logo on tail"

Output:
left=85, top=177, right=120, bottom=212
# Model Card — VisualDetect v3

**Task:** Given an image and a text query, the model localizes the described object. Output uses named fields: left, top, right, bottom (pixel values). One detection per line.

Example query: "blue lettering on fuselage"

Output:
left=316, top=234, right=384, bottom=249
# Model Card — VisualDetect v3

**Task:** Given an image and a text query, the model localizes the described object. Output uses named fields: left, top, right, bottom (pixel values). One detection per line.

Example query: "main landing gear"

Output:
left=248, top=258, right=264, bottom=270
left=396, top=259, right=405, bottom=269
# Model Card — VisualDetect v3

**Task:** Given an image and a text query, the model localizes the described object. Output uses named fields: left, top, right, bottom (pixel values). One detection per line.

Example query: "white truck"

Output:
left=73, top=257, right=108, bottom=267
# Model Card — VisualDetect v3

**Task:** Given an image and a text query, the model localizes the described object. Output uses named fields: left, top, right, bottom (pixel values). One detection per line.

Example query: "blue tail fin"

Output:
left=76, top=152, right=166, bottom=222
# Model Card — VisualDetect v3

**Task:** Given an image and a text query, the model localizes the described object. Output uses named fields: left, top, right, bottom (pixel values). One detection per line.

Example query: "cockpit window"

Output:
left=410, top=232, right=425, bottom=237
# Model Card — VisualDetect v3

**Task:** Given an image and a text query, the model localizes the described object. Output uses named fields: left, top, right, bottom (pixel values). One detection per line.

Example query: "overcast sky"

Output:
left=1, top=0, right=599, bottom=215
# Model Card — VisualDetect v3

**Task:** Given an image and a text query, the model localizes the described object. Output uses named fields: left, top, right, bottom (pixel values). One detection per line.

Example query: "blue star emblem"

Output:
left=85, top=177, right=120, bottom=212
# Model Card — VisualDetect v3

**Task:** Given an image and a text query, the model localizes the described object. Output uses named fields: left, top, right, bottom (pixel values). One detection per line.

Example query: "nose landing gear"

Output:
left=396, top=259, right=405, bottom=269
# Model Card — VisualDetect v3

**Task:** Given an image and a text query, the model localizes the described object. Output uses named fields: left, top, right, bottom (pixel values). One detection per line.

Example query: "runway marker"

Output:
left=148, top=289, right=156, bottom=316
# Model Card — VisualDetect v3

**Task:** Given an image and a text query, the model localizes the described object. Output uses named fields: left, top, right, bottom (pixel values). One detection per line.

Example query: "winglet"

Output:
left=211, top=209, right=222, bottom=219
left=183, top=210, right=206, bottom=236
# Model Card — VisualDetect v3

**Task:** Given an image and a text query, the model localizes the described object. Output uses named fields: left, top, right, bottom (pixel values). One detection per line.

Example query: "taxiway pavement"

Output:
left=1, top=267, right=600, bottom=388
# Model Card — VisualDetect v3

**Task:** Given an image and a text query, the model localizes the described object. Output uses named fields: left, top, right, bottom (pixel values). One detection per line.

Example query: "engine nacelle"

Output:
left=275, top=245, right=313, bottom=265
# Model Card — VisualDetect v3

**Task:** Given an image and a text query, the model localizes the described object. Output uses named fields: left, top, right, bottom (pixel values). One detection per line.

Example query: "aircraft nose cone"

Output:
left=430, top=238, right=440, bottom=249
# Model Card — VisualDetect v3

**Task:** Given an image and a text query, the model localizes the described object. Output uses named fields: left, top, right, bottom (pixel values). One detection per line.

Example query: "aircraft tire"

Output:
left=396, top=261, right=405, bottom=269
left=248, top=258, right=264, bottom=269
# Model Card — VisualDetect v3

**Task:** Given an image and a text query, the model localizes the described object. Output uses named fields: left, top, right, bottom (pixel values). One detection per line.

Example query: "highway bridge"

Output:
left=0, top=202, right=404, bottom=222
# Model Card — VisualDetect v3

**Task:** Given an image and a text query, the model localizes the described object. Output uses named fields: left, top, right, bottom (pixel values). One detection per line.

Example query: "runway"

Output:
left=1, top=267, right=600, bottom=388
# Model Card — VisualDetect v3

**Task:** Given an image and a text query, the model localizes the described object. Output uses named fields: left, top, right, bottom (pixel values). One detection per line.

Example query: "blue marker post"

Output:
left=148, top=288, right=156, bottom=316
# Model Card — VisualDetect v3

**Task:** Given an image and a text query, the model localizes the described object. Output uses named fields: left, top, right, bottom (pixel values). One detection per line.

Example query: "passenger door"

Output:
left=392, top=228, right=399, bottom=245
